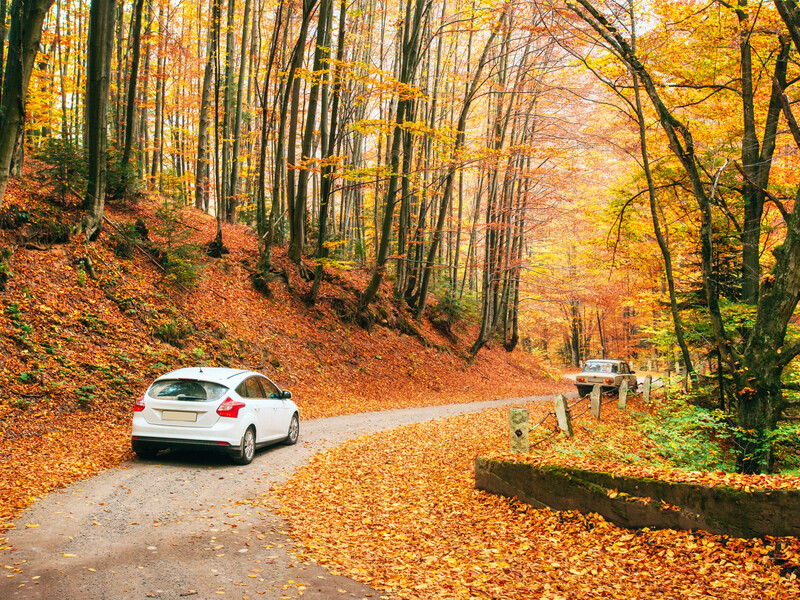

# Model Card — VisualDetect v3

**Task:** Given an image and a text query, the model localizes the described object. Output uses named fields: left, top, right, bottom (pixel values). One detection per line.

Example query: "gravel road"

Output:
left=1, top=395, right=547, bottom=600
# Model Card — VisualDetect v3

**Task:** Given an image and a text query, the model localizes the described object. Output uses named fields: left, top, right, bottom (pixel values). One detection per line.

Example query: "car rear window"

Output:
left=147, top=379, right=229, bottom=402
left=583, top=362, right=617, bottom=373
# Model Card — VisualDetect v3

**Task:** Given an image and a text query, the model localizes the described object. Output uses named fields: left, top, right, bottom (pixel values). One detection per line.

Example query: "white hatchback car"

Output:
left=131, top=367, right=299, bottom=465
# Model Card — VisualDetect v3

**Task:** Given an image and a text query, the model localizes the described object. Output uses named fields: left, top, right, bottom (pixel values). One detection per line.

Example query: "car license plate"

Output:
left=162, top=410, right=197, bottom=422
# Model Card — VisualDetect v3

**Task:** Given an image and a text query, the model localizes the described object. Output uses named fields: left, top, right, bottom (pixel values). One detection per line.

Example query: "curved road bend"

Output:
left=1, top=395, right=551, bottom=600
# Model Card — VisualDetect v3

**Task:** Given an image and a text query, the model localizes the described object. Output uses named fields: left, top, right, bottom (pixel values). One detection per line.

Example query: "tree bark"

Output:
left=195, top=0, right=221, bottom=212
left=121, top=0, right=145, bottom=172
left=227, top=0, right=252, bottom=223
left=290, top=0, right=331, bottom=264
left=0, top=0, right=55, bottom=205
left=310, top=0, right=345, bottom=301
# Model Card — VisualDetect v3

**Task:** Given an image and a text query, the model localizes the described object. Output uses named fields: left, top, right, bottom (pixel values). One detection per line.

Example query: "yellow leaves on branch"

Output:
left=276, top=405, right=800, bottom=600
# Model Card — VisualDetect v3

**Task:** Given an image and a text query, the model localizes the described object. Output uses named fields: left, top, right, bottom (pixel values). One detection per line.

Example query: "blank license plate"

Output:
left=162, top=410, right=197, bottom=422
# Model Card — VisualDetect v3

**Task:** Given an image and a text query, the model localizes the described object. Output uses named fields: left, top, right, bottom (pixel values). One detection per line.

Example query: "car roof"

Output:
left=154, top=367, right=255, bottom=386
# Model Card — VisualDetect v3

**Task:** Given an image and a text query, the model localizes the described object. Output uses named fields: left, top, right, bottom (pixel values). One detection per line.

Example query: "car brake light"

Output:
left=604, top=378, right=613, bottom=384
left=577, top=377, right=585, bottom=382
left=133, top=396, right=145, bottom=412
left=217, top=397, right=245, bottom=418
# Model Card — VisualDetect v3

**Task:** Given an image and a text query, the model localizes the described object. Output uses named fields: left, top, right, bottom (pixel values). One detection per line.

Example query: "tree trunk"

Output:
left=150, top=3, right=165, bottom=187
left=227, top=0, right=252, bottom=223
left=0, top=0, right=55, bottom=205
left=82, top=0, right=116, bottom=239
left=272, top=0, right=317, bottom=262
left=255, top=0, right=287, bottom=265
left=627, top=2, right=694, bottom=376
left=310, top=0, right=346, bottom=301
left=121, top=0, right=145, bottom=172
left=290, top=0, right=331, bottom=264
left=0, top=0, right=8, bottom=102
left=195, top=0, right=221, bottom=212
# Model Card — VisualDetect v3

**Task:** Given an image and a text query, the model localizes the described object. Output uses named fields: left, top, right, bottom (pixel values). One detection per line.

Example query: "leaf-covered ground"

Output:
left=0, top=181, right=564, bottom=540
left=275, top=395, right=800, bottom=599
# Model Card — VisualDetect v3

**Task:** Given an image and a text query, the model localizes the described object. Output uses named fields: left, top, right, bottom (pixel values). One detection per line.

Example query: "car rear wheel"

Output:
left=232, top=427, right=256, bottom=465
left=132, top=441, right=159, bottom=460
left=284, top=413, right=299, bottom=445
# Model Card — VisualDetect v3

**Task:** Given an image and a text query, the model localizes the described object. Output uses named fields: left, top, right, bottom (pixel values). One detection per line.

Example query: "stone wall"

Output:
left=475, top=457, right=800, bottom=538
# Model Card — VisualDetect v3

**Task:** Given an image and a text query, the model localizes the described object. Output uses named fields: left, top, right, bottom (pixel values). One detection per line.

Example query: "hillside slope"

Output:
left=0, top=184, right=566, bottom=535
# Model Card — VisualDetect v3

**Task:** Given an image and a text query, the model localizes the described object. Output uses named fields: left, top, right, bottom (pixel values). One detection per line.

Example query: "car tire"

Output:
left=232, top=427, right=256, bottom=465
left=284, top=413, right=299, bottom=445
left=132, top=441, right=159, bottom=460
left=576, top=385, right=591, bottom=397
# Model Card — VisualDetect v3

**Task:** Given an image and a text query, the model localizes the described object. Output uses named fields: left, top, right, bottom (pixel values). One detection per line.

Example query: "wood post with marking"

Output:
left=510, top=408, right=530, bottom=453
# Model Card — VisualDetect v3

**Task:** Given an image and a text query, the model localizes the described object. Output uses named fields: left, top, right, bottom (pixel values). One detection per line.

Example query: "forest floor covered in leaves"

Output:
left=0, top=181, right=565, bottom=541
left=2, top=182, right=800, bottom=599
left=276, top=395, right=800, bottom=599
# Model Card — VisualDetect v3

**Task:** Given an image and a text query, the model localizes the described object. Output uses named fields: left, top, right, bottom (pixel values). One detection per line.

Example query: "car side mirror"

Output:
left=281, top=390, right=292, bottom=400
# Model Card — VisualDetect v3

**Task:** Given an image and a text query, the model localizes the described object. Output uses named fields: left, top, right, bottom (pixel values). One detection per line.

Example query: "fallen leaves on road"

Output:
left=0, top=187, right=567, bottom=544
left=276, top=398, right=800, bottom=599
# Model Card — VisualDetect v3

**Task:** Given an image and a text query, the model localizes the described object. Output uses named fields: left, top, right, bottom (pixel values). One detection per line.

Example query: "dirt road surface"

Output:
left=1, top=396, right=545, bottom=600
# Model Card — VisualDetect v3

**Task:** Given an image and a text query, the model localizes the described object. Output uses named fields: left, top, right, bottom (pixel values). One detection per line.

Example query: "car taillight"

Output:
left=217, top=397, right=246, bottom=418
left=577, top=377, right=585, bottom=382
left=133, top=395, right=145, bottom=412
left=604, top=378, right=613, bottom=384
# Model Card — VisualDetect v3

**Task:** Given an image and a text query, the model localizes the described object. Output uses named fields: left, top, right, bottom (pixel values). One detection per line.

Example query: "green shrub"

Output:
left=428, top=287, right=474, bottom=330
left=154, top=316, right=193, bottom=347
left=161, top=251, right=201, bottom=288
left=34, top=139, right=87, bottom=203
left=638, top=397, right=736, bottom=472
left=152, top=199, right=202, bottom=289
left=105, top=145, right=140, bottom=201
left=75, top=385, right=96, bottom=409
left=0, top=247, right=12, bottom=290
left=110, top=223, right=141, bottom=258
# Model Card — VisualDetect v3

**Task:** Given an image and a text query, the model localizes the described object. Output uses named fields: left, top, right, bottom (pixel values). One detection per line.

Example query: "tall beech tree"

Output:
left=195, top=0, right=222, bottom=213
left=83, top=0, right=116, bottom=239
left=0, top=0, right=55, bottom=205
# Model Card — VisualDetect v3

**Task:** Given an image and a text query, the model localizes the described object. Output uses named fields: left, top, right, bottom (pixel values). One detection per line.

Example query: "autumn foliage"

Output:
left=0, top=177, right=563, bottom=539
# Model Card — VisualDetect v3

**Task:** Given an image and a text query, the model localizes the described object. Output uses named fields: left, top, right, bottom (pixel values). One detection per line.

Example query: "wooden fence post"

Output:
left=554, top=394, right=573, bottom=437
left=510, top=408, right=530, bottom=453
left=643, top=375, right=652, bottom=403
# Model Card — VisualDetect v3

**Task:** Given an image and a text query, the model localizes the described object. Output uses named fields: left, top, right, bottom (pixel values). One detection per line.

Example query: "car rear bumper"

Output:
left=131, top=416, right=247, bottom=449
left=131, top=435, right=240, bottom=451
